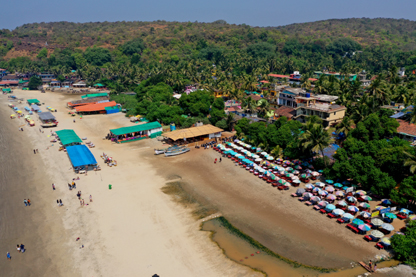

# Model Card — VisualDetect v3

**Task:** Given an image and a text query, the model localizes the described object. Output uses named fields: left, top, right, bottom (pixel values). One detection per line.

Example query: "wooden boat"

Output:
left=164, top=147, right=190, bottom=157
left=154, top=145, right=184, bottom=155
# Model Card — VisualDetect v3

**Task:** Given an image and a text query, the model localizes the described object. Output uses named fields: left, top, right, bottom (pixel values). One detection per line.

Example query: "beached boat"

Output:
left=154, top=145, right=185, bottom=155
left=164, top=147, right=190, bottom=157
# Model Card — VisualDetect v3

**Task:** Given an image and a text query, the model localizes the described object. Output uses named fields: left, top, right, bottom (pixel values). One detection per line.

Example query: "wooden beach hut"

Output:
left=162, top=124, right=223, bottom=144
left=38, top=112, right=57, bottom=127
left=109, top=122, right=163, bottom=143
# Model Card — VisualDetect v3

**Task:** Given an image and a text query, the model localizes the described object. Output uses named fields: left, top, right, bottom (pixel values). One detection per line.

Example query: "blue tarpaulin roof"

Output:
left=66, top=145, right=97, bottom=167
left=390, top=112, right=405, bottom=119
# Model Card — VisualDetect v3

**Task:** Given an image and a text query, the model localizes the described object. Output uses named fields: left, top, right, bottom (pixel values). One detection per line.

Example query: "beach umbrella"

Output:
left=371, top=218, right=383, bottom=227
left=342, top=181, right=351, bottom=185
left=342, top=186, right=350, bottom=191
left=332, top=209, right=345, bottom=216
left=302, top=192, right=313, bottom=199
left=312, top=187, right=322, bottom=193
left=381, top=238, right=391, bottom=246
left=326, top=194, right=336, bottom=200
left=295, top=165, right=302, bottom=170
left=293, top=179, right=301, bottom=184
left=318, top=201, right=328, bottom=207
left=278, top=179, right=285, bottom=184
left=409, top=215, right=416, bottom=220
left=319, top=190, right=329, bottom=196
left=325, top=180, right=334, bottom=184
left=13, top=107, right=18, bottom=110
left=300, top=173, right=308, bottom=179
left=375, top=206, right=386, bottom=211
left=334, top=183, right=343, bottom=188
left=325, top=204, right=336, bottom=211
left=17, top=110, right=22, bottom=114
left=305, top=184, right=314, bottom=189
left=400, top=208, right=411, bottom=214
left=310, top=196, right=321, bottom=203
left=358, top=224, right=371, bottom=232
left=292, top=170, right=300, bottom=174
left=381, top=223, right=394, bottom=231
left=311, top=171, right=319, bottom=176
left=352, top=218, right=364, bottom=225
left=361, top=195, right=372, bottom=201
left=360, top=211, right=371, bottom=218
left=370, top=230, right=384, bottom=238
left=296, top=188, right=305, bottom=195
left=348, top=206, right=359, bottom=212
left=381, top=199, right=392, bottom=205
left=337, top=200, right=347, bottom=207
left=335, top=191, right=345, bottom=197
left=385, top=213, right=397, bottom=219
left=261, top=152, right=268, bottom=156
left=355, top=190, right=367, bottom=196
left=10, top=114, right=16, bottom=118
left=267, top=156, right=274, bottom=161
left=253, top=155, right=260, bottom=159
left=325, top=186, right=335, bottom=192
left=347, top=196, right=357, bottom=202
left=359, top=203, right=370, bottom=209
left=314, top=182, right=325, bottom=188
left=342, top=213, right=354, bottom=220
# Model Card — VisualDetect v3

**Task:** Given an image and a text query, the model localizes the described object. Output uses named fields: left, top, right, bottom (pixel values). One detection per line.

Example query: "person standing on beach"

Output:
left=52, top=183, right=55, bottom=190
left=59, top=199, right=63, bottom=206
left=57, top=200, right=60, bottom=206
left=374, top=263, right=377, bottom=271
left=82, top=199, right=85, bottom=206
left=80, top=200, right=83, bottom=207
left=369, top=260, right=372, bottom=270
left=89, top=195, right=92, bottom=202
left=23, top=199, right=28, bottom=207
left=219, top=157, right=222, bottom=162
left=20, top=244, right=25, bottom=253
left=16, top=245, right=20, bottom=252
left=27, top=199, right=31, bottom=206
left=33, top=149, right=36, bottom=154
left=6, top=252, right=11, bottom=260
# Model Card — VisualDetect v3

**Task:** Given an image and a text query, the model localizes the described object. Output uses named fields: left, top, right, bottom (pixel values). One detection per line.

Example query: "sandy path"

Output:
left=1, top=90, right=258, bottom=276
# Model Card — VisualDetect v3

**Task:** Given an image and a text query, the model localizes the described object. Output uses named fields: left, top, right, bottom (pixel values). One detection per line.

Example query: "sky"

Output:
left=0, top=0, right=415, bottom=30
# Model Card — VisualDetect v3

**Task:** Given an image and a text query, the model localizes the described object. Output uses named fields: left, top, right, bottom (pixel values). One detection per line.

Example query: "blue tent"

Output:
left=66, top=145, right=97, bottom=167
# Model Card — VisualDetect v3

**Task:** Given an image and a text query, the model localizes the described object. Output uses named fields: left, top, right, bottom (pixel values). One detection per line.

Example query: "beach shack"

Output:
left=73, top=81, right=87, bottom=88
left=81, top=92, right=109, bottom=99
left=162, top=124, right=223, bottom=144
left=109, top=121, right=163, bottom=143
left=27, top=99, right=40, bottom=106
left=75, top=101, right=117, bottom=115
left=31, top=104, right=41, bottom=113
left=66, top=145, right=97, bottom=172
left=2, top=88, right=12, bottom=93
left=38, top=112, right=57, bottom=128
left=56, top=129, right=83, bottom=147
left=67, top=96, right=109, bottom=108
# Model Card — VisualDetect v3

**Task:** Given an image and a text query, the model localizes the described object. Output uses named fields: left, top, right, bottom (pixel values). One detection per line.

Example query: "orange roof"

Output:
left=75, top=101, right=116, bottom=112
left=268, top=74, right=290, bottom=78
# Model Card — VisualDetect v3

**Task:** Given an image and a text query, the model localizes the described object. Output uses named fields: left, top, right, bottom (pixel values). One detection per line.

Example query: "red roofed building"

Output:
left=274, top=106, right=296, bottom=120
left=396, top=119, right=416, bottom=142
left=75, top=101, right=117, bottom=114
left=0, top=81, right=19, bottom=87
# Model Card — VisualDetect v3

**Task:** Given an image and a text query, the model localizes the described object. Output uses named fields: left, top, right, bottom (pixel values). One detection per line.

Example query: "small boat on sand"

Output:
left=155, top=145, right=185, bottom=155
left=164, top=147, right=190, bottom=157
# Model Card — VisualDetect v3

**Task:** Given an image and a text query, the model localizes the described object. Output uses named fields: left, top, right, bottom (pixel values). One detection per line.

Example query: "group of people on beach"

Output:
left=23, top=199, right=31, bottom=206
left=7, top=244, right=26, bottom=260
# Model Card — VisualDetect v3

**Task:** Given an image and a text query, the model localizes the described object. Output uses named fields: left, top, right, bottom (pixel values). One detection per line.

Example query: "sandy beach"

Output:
left=0, top=89, right=410, bottom=276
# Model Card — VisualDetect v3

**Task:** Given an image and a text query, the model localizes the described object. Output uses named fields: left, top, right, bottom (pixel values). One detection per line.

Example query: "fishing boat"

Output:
left=154, top=145, right=185, bottom=155
left=164, top=147, right=190, bottom=157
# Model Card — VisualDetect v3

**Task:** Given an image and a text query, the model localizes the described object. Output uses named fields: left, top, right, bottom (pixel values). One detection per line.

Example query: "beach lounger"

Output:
left=327, top=213, right=337, bottom=218
left=313, top=205, right=321, bottom=210
left=304, top=201, right=312, bottom=206
left=319, top=209, right=327, bottom=214
left=346, top=224, right=353, bottom=229
left=290, top=193, right=298, bottom=197
left=364, top=235, right=372, bottom=242
left=298, top=197, right=305, bottom=202
left=397, top=214, right=407, bottom=220
left=350, top=227, right=359, bottom=233
left=337, top=218, right=345, bottom=224
left=375, top=243, right=384, bottom=250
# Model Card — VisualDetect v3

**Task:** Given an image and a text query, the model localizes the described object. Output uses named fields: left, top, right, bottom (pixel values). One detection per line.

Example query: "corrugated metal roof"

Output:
left=56, top=129, right=83, bottom=146
left=75, top=101, right=116, bottom=112
left=110, top=122, right=162, bottom=136
left=81, top=93, right=108, bottom=99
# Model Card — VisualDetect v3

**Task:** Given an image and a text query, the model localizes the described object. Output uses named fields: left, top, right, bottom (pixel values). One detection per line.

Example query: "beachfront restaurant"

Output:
left=38, top=112, right=57, bottom=127
left=81, top=92, right=108, bottom=99
left=162, top=124, right=223, bottom=144
left=27, top=99, right=40, bottom=106
left=109, top=121, right=163, bottom=143
left=66, top=145, right=98, bottom=172
left=55, top=129, right=83, bottom=147
left=75, top=101, right=117, bottom=115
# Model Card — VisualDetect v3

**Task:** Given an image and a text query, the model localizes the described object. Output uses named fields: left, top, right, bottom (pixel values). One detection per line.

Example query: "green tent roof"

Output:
left=27, top=99, right=40, bottom=104
left=110, top=122, right=162, bottom=136
left=2, top=88, right=11, bottom=92
left=81, top=93, right=108, bottom=99
left=94, top=83, right=104, bottom=87
left=55, top=129, right=83, bottom=146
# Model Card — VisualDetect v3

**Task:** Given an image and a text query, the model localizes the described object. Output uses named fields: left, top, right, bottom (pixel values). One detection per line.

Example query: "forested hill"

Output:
left=1, top=18, right=416, bottom=59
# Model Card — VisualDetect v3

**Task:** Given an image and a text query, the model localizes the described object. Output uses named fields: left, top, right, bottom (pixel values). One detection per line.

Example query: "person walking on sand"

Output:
left=374, top=263, right=377, bottom=271
left=80, top=200, right=83, bottom=207
left=57, top=200, right=60, bottom=206
left=52, top=183, right=55, bottom=190
left=369, top=260, right=372, bottom=271
left=16, top=245, right=20, bottom=252
left=82, top=199, right=85, bottom=206
left=59, top=199, right=63, bottom=206
left=20, top=244, right=25, bottom=253
left=7, top=252, right=11, bottom=260
left=33, top=149, right=36, bottom=154
left=23, top=199, right=28, bottom=207
left=89, top=195, right=92, bottom=202
left=27, top=199, right=31, bottom=206
left=219, top=157, right=222, bottom=162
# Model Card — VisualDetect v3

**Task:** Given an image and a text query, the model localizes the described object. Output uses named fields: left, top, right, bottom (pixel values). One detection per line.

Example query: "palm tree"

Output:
left=299, top=123, right=334, bottom=167
left=257, top=98, right=270, bottom=118
left=404, top=152, right=416, bottom=174
left=336, top=116, right=355, bottom=138
left=271, top=145, right=283, bottom=159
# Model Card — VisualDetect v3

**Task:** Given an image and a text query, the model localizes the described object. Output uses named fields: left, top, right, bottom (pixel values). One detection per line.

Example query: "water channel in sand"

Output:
left=202, top=218, right=400, bottom=277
